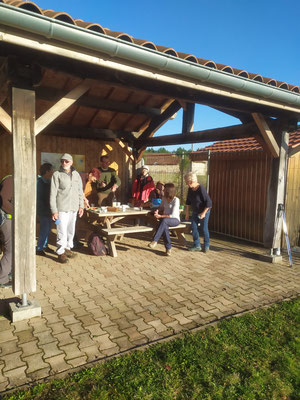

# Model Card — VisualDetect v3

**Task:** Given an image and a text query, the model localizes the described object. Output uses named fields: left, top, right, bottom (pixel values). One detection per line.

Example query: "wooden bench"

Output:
left=100, top=223, right=189, bottom=257
left=100, top=225, right=154, bottom=257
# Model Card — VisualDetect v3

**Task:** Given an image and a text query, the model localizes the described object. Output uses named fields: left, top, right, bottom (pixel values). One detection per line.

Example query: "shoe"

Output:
left=58, top=253, right=69, bottom=264
left=36, top=250, right=46, bottom=256
left=0, top=280, right=12, bottom=289
left=73, top=241, right=84, bottom=250
left=203, top=247, right=209, bottom=253
left=188, top=246, right=202, bottom=252
left=166, top=248, right=171, bottom=256
left=148, top=241, right=157, bottom=249
left=65, top=249, right=77, bottom=258
left=44, top=246, right=55, bottom=254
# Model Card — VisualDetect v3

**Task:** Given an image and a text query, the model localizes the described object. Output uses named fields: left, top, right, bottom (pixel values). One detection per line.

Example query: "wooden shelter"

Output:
left=0, top=0, right=300, bottom=302
left=190, top=132, right=300, bottom=247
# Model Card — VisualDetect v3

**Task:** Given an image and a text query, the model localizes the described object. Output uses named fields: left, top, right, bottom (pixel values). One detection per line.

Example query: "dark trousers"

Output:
left=191, top=210, right=210, bottom=249
left=0, top=219, right=12, bottom=284
left=153, top=218, right=180, bottom=250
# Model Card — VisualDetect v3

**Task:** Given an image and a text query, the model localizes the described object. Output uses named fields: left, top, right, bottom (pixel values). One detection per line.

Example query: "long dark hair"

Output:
left=164, top=183, right=176, bottom=200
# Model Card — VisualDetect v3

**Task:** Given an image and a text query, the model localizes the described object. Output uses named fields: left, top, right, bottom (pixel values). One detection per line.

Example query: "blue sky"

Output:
left=35, top=0, right=300, bottom=151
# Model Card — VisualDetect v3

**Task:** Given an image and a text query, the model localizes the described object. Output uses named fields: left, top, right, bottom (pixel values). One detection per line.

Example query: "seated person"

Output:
left=148, top=181, right=164, bottom=207
left=148, top=183, right=180, bottom=256
left=84, top=168, right=101, bottom=208
left=131, top=165, right=155, bottom=207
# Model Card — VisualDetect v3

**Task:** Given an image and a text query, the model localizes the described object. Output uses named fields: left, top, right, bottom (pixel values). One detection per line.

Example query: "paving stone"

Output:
left=27, top=367, right=50, bottom=381
left=94, top=334, right=116, bottom=350
left=85, top=324, right=106, bottom=338
left=48, top=322, right=68, bottom=335
left=23, top=353, right=50, bottom=374
left=2, top=351, right=26, bottom=372
left=18, top=340, right=41, bottom=357
left=0, top=339, right=18, bottom=356
left=3, top=365, right=27, bottom=387
left=35, top=330, right=56, bottom=346
left=82, top=345, right=102, bottom=362
left=60, top=343, right=83, bottom=361
left=45, top=354, right=70, bottom=373
left=67, top=356, right=88, bottom=368
left=39, top=341, right=63, bottom=359
left=68, top=322, right=87, bottom=337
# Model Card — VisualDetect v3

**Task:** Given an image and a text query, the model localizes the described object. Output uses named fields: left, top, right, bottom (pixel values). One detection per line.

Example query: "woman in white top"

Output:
left=148, top=183, right=180, bottom=256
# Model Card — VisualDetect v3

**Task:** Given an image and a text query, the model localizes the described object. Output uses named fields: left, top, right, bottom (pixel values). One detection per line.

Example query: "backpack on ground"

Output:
left=87, top=232, right=107, bottom=256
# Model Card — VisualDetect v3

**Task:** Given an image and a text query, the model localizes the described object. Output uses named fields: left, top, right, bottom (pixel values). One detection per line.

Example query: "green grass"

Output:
left=3, top=298, right=300, bottom=400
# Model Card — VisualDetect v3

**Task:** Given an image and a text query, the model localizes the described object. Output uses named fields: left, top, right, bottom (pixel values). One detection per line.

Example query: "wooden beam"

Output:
left=36, top=87, right=162, bottom=118
left=263, top=130, right=289, bottom=249
left=45, top=124, right=135, bottom=143
left=135, top=121, right=260, bottom=149
left=135, top=100, right=182, bottom=144
left=114, top=138, right=134, bottom=162
left=35, top=79, right=93, bottom=135
left=182, top=102, right=195, bottom=134
left=12, top=86, right=36, bottom=295
left=252, top=113, right=280, bottom=157
left=0, top=106, right=11, bottom=133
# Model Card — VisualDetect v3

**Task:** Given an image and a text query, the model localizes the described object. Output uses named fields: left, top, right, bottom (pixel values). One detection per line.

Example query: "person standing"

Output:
left=131, top=165, right=155, bottom=206
left=97, top=155, right=121, bottom=206
left=0, top=175, right=13, bottom=288
left=50, top=154, right=84, bottom=263
left=148, top=183, right=180, bottom=256
left=36, top=163, right=54, bottom=256
left=184, top=172, right=212, bottom=253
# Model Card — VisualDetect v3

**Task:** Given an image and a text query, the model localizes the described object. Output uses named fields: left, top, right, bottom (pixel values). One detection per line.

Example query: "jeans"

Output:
left=191, top=210, right=210, bottom=249
left=37, top=216, right=52, bottom=251
left=153, top=218, right=180, bottom=250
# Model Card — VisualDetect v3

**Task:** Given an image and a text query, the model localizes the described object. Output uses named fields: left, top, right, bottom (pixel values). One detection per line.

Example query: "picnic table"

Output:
left=86, top=207, right=189, bottom=257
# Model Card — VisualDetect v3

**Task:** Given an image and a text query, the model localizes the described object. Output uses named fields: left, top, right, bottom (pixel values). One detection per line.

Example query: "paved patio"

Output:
left=0, top=232, right=299, bottom=394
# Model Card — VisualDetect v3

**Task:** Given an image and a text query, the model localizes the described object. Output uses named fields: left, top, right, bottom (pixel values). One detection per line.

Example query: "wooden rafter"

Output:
left=45, top=124, right=135, bottom=143
left=135, top=100, right=181, bottom=143
left=252, top=113, right=280, bottom=157
left=36, top=87, right=161, bottom=118
left=35, top=79, right=93, bottom=136
left=135, top=121, right=260, bottom=149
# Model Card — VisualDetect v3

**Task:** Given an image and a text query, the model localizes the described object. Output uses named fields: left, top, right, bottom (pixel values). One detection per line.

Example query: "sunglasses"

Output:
left=61, top=160, right=71, bottom=164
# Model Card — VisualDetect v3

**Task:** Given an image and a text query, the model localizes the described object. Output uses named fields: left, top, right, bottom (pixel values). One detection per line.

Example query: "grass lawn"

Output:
left=3, top=298, right=299, bottom=400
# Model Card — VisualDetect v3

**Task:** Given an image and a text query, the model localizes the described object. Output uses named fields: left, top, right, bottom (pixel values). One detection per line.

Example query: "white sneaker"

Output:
left=166, top=248, right=171, bottom=256
left=148, top=241, right=157, bottom=249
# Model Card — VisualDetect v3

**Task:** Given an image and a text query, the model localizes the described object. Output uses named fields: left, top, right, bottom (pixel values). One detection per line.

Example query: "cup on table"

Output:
left=121, top=205, right=126, bottom=212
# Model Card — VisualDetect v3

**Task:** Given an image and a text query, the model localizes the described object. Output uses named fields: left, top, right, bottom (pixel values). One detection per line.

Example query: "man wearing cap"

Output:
left=50, top=154, right=84, bottom=263
left=131, top=165, right=155, bottom=207
left=97, top=155, right=121, bottom=206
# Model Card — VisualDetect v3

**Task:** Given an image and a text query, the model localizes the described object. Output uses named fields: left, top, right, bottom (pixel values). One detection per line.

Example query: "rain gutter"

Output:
left=0, top=3, right=300, bottom=110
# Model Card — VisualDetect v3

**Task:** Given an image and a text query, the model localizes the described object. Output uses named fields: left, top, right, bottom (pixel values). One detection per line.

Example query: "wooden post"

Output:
left=12, top=86, right=36, bottom=295
left=263, top=130, right=289, bottom=250
left=182, top=102, right=195, bottom=134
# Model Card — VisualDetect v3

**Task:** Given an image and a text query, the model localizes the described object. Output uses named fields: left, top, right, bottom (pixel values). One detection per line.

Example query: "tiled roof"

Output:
left=192, top=129, right=300, bottom=154
left=2, top=0, right=299, bottom=94
left=144, top=153, right=180, bottom=165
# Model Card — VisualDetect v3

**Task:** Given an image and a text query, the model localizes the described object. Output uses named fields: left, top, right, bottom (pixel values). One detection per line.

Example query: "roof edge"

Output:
left=1, top=3, right=300, bottom=111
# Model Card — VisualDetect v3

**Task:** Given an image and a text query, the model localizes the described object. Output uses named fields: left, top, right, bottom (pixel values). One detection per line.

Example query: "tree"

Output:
left=157, top=147, right=169, bottom=153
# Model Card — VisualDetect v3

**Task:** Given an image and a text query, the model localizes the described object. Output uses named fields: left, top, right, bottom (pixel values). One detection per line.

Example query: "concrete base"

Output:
left=9, top=299, right=41, bottom=322
left=258, top=254, right=283, bottom=264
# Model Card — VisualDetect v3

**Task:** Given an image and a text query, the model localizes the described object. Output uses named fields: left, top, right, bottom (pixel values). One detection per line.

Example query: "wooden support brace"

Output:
left=0, top=106, right=12, bottom=133
left=182, top=102, right=195, bottom=134
left=252, top=113, right=280, bottom=157
left=114, top=138, right=134, bottom=162
left=35, top=79, right=93, bottom=135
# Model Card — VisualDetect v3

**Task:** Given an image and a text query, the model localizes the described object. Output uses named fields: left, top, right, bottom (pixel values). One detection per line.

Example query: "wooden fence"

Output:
left=208, top=151, right=272, bottom=243
left=285, top=151, right=300, bottom=247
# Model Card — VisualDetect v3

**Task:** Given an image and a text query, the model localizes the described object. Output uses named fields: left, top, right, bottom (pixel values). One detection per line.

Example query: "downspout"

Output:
left=1, top=4, right=300, bottom=109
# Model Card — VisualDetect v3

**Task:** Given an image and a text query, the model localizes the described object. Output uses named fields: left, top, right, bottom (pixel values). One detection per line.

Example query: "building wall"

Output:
left=191, top=161, right=207, bottom=176
left=285, top=151, right=300, bottom=248
left=0, top=134, right=132, bottom=203
left=208, top=151, right=272, bottom=243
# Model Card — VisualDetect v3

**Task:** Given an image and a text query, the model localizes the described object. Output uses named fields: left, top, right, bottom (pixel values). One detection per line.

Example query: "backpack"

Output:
left=88, top=232, right=107, bottom=256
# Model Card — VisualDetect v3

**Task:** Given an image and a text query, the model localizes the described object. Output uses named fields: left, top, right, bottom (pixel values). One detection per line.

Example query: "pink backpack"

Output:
left=88, top=233, right=107, bottom=256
